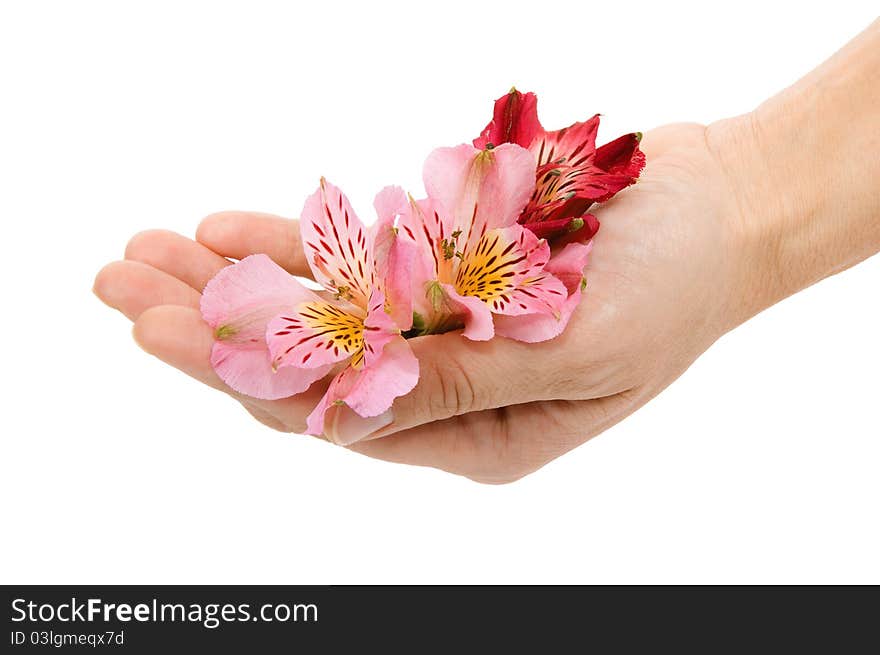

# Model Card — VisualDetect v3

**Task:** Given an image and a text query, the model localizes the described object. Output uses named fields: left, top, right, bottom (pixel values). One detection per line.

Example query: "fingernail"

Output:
left=325, top=406, right=394, bottom=446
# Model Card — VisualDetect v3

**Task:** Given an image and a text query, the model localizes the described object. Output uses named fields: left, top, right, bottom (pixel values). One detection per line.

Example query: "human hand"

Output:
left=94, top=119, right=759, bottom=483
left=94, top=21, right=880, bottom=483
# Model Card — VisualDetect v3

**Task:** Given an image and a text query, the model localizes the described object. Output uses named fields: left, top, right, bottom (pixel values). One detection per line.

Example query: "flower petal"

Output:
left=305, top=336, right=418, bottom=435
left=531, top=115, right=600, bottom=168
left=523, top=125, right=645, bottom=226
left=266, top=300, right=366, bottom=371
left=495, top=272, right=568, bottom=317
left=441, top=284, right=495, bottom=341
left=546, top=241, right=593, bottom=293
left=522, top=215, right=584, bottom=241
left=453, top=224, right=565, bottom=317
left=210, top=341, right=330, bottom=400
left=473, top=88, right=542, bottom=149
left=398, top=196, right=454, bottom=287
left=377, top=233, right=418, bottom=332
left=361, top=289, right=399, bottom=368
left=594, top=132, right=646, bottom=180
left=199, top=254, right=328, bottom=399
left=551, top=214, right=600, bottom=248
left=569, top=132, right=645, bottom=204
left=423, top=143, right=535, bottom=245
left=372, top=188, right=417, bottom=331
left=372, top=185, right=408, bottom=225
left=200, top=254, right=319, bottom=337
left=519, top=115, right=602, bottom=227
left=493, top=241, right=592, bottom=343
left=493, top=287, right=580, bottom=343
left=300, top=178, right=374, bottom=308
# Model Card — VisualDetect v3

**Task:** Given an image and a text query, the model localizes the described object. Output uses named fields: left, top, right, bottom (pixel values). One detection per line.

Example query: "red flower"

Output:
left=474, top=89, right=645, bottom=245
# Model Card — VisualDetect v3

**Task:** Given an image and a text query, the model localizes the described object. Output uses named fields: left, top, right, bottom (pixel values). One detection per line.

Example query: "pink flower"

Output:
left=474, top=88, right=645, bottom=246
left=201, top=179, right=418, bottom=435
left=398, top=143, right=572, bottom=343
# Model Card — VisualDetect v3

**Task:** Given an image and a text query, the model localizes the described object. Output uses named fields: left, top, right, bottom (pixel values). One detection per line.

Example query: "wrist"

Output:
left=704, top=110, right=807, bottom=332
left=707, top=20, right=880, bottom=332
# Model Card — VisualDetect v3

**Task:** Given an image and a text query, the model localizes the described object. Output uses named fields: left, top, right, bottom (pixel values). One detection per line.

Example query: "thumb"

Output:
left=331, top=329, right=582, bottom=445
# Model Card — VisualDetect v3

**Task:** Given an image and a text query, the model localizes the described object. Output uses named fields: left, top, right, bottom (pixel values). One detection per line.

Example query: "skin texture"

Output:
left=94, top=21, right=880, bottom=483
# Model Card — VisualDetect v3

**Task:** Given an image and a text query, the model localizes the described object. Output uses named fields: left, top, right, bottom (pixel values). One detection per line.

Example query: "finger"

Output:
left=124, top=229, right=230, bottom=291
left=240, top=400, right=292, bottom=432
left=133, top=305, right=233, bottom=391
left=349, top=392, right=640, bottom=483
left=132, top=305, right=330, bottom=433
left=196, top=211, right=314, bottom=278
left=341, top=328, right=624, bottom=444
left=94, top=260, right=201, bottom=321
left=132, top=305, right=298, bottom=431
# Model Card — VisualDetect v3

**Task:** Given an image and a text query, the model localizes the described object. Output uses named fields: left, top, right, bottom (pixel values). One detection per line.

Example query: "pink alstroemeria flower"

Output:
left=398, top=142, right=572, bottom=343
left=201, top=179, right=418, bottom=435
left=474, top=88, right=646, bottom=246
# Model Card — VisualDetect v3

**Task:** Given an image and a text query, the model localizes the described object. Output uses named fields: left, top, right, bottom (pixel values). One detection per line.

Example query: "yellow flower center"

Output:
left=454, top=231, right=523, bottom=302
left=297, top=301, right=366, bottom=369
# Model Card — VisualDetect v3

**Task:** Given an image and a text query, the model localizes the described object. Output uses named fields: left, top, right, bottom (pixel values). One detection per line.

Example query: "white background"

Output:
left=1, top=1, right=877, bottom=584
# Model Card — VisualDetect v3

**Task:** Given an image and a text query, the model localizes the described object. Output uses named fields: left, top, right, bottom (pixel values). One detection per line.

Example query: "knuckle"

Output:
left=461, top=412, right=536, bottom=485
left=241, top=402, right=294, bottom=433
left=426, top=355, right=478, bottom=419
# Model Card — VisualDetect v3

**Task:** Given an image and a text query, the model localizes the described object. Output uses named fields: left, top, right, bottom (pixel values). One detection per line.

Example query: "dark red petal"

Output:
left=594, top=132, right=646, bottom=179
left=473, top=88, right=542, bottom=149
left=549, top=132, right=646, bottom=205
left=552, top=214, right=600, bottom=247
left=518, top=161, right=599, bottom=226
left=531, top=115, right=600, bottom=167
left=522, top=215, right=579, bottom=240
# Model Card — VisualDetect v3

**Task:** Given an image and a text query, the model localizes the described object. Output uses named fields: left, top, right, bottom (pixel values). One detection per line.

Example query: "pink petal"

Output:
left=372, top=185, right=408, bottom=224
left=305, top=336, right=418, bottom=435
left=210, top=341, right=330, bottom=400
left=266, top=300, right=366, bottom=371
left=306, top=371, right=355, bottom=436
left=423, top=143, right=536, bottom=246
left=453, top=224, right=566, bottom=317
left=493, top=287, right=581, bottom=343
left=199, top=254, right=329, bottom=399
left=546, top=241, right=592, bottom=293
left=496, top=273, right=568, bottom=317
left=398, top=196, right=452, bottom=281
left=372, top=190, right=417, bottom=331
left=200, top=254, right=319, bottom=334
left=361, top=289, right=399, bottom=368
left=266, top=289, right=400, bottom=373
left=380, top=236, right=418, bottom=331
left=397, top=196, right=455, bottom=323
left=493, top=241, right=592, bottom=343
left=300, top=178, right=375, bottom=308
left=442, top=284, right=494, bottom=341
